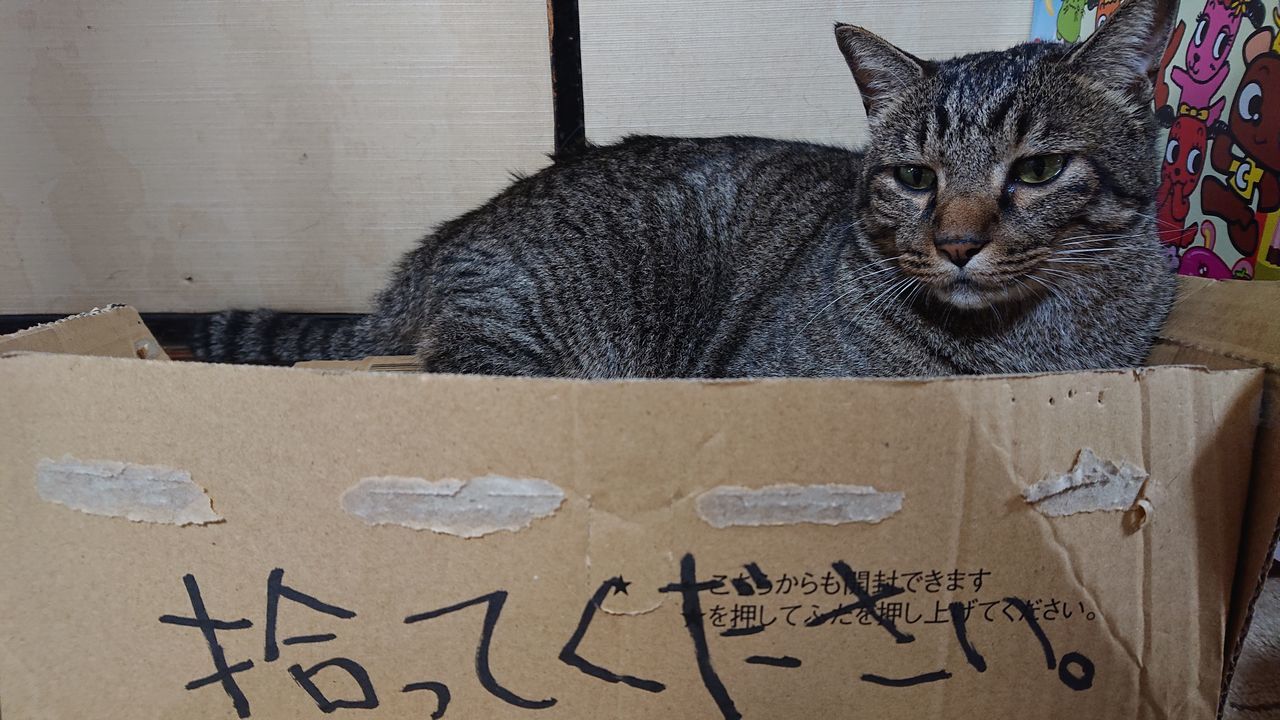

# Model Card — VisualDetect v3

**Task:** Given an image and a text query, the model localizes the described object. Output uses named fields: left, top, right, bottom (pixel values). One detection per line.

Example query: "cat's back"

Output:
left=416, top=135, right=862, bottom=376
left=547, top=134, right=862, bottom=201
left=564, top=134, right=860, bottom=174
left=433, top=134, right=864, bottom=278
left=466, top=134, right=864, bottom=257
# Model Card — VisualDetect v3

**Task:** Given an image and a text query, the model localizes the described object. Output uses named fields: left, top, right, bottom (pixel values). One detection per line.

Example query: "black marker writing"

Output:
left=405, top=591, right=556, bottom=710
left=559, top=576, right=665, bottom=693
left=158, top=574, right=255, bottom=718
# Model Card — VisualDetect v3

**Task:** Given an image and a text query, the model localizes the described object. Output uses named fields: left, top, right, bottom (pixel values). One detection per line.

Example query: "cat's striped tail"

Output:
left=190, top=310, right=379, bottom=365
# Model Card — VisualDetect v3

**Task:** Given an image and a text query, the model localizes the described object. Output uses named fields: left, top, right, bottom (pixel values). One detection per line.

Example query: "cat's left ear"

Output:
left=1066, top=0, right=1181, bottom=91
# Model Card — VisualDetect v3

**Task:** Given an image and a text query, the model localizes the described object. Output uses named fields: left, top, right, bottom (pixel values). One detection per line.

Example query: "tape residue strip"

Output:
left=341, top=475, right=565, bottom=538
left=1023, top=448, right=1148, bottom=517
left=695, top=483, right=904, bottom=529
left=36, top=455, right=222, bottom=525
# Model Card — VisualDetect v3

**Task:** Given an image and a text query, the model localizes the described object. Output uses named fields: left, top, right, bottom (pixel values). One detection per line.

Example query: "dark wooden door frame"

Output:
left=549, top=0, right=586, bottom=157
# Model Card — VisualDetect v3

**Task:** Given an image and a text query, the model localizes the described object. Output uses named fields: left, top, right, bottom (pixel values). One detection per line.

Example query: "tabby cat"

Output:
left=194, top=0, right=1179, bottom=378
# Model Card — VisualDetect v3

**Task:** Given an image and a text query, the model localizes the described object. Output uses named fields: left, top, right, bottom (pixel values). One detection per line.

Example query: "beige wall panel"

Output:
left=581, top=1, right=1033, bottom=147
left=1, top=0, right=553, bottom=313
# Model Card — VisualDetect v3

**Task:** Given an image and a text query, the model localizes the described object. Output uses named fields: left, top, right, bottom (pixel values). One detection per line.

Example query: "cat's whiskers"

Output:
left=1058, top=221, right=1185, bottom=245
left=1091, top=209, right=1178, bottom=228
left=1128, top=210, right=1183, bottom=228
left=980, top=293, right=1003, bottom=326
left=1057, top=233, right=1132, bottom=244
left=1025, top=273, right=1067, bottom=304
left=1038, top=268, right=1089, bottom=293
left=1045, top=259, right=1110, bottom=267
left=860, top=276, right=915, bottom=315
left=889, top=276, right=923, bottom=309
left=847, top=275, right=917, bottom=327
left=900, top=282, right=930, bottom=325
left=1046, top=254, right=1118, bottom=264
left=790, top=255, right=905, bottom=345
left=876, top=277, right=923, bottom=324
left=1053, top=246, right=1147, bottom=255
left=1056, top=234, right=1147, bottom=246
left=1010, top=275, right=1039, bottom=302
left=939, top=299, right=955, bottom=331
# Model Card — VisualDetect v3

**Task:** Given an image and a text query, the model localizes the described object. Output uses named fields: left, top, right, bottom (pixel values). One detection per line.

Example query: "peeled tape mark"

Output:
left=695, top=483, right=904, bottom=529
left=1023, top=448, right=1148, bottom=517
left=36, top=455, right=222, bottom=526
left=342, top=475, right=565, bottom=538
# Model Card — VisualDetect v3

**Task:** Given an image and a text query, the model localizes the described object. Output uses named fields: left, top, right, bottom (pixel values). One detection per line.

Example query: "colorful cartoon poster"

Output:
left=1031, top=0, right=1280, bottom=280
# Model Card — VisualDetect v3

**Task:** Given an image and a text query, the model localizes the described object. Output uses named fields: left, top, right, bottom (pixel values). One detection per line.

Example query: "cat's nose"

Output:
left=935, top=235, right=988, bottom=267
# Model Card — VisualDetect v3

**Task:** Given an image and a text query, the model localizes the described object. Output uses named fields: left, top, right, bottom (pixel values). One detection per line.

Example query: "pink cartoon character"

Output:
left=1156, top=111, right=1217, bottom=248
left=1178, top=222, right=1236, bottom=278
left=1169, top=0, right=1263, bottom=120
left=1180, top=246, right=1235, bottom=277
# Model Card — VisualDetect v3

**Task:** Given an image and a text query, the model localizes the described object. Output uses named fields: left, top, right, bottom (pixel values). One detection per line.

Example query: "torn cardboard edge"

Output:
left=1023, top=448, right=1149, bottom=519
left=2, top=305, right=128, bottom=338
left=341, top=474, right=565, bottom=538
left=295, top=352, right=1217, bottom=390
left=695, top=483, right=903, bottom=528
left=0, top=305, right=168, bottom=361
left=294, top=356, right=420, bottom=372
left=35, top=455, right=221, bottom=526
left=1156, top=336, right=1280, bottom=377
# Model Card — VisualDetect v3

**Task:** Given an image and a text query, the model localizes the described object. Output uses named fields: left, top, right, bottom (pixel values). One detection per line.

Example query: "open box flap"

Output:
left=1148, top=277, right=1280, bottom=708
left=0, top=305, right=167, bottom=360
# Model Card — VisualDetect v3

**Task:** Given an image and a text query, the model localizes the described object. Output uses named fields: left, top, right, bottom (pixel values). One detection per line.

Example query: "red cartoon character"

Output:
left=1157, top=112, right=1216, bottom=247
left=1200, top=22, right=1280, bottom=258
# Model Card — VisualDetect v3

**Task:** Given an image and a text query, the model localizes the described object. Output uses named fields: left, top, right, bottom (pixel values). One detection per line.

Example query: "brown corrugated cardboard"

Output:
left=0, top=305, right=167, bottom=360
left=1148, top=278, right=1280, bottom=707
left=0, top=278, right=1276, bottom=719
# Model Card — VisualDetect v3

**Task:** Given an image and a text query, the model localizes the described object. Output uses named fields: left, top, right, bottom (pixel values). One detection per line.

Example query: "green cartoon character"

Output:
left=1057, top=0, right=1090, bottom=41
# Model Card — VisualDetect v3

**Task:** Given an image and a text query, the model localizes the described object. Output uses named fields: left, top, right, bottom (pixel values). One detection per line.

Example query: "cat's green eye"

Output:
left=1013, top=154, right=1066, bottom=185
left=894, top=165, right=937, bottom=191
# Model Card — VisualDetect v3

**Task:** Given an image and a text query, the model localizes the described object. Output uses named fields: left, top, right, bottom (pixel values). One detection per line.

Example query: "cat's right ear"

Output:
left=1065, top=0, right=1181, bottom=92
left=834, top=24, right=928, bottom=119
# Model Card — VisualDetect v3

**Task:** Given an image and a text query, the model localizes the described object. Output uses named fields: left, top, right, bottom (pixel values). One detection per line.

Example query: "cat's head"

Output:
left=836, top=0, right=1179, bottom=310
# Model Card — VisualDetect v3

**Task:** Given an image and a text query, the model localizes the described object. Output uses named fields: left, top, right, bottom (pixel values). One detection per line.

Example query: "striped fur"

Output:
left=193, top=0, right=1179, bottom=378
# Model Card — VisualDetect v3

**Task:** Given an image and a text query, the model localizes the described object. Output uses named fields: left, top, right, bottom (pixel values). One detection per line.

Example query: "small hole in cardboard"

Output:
left=1124, top=499, right=1153, bottom=534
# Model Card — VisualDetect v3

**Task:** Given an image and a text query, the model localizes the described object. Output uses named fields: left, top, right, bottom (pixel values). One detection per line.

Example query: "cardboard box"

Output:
left=2, top=277, right=1277, bottom=719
